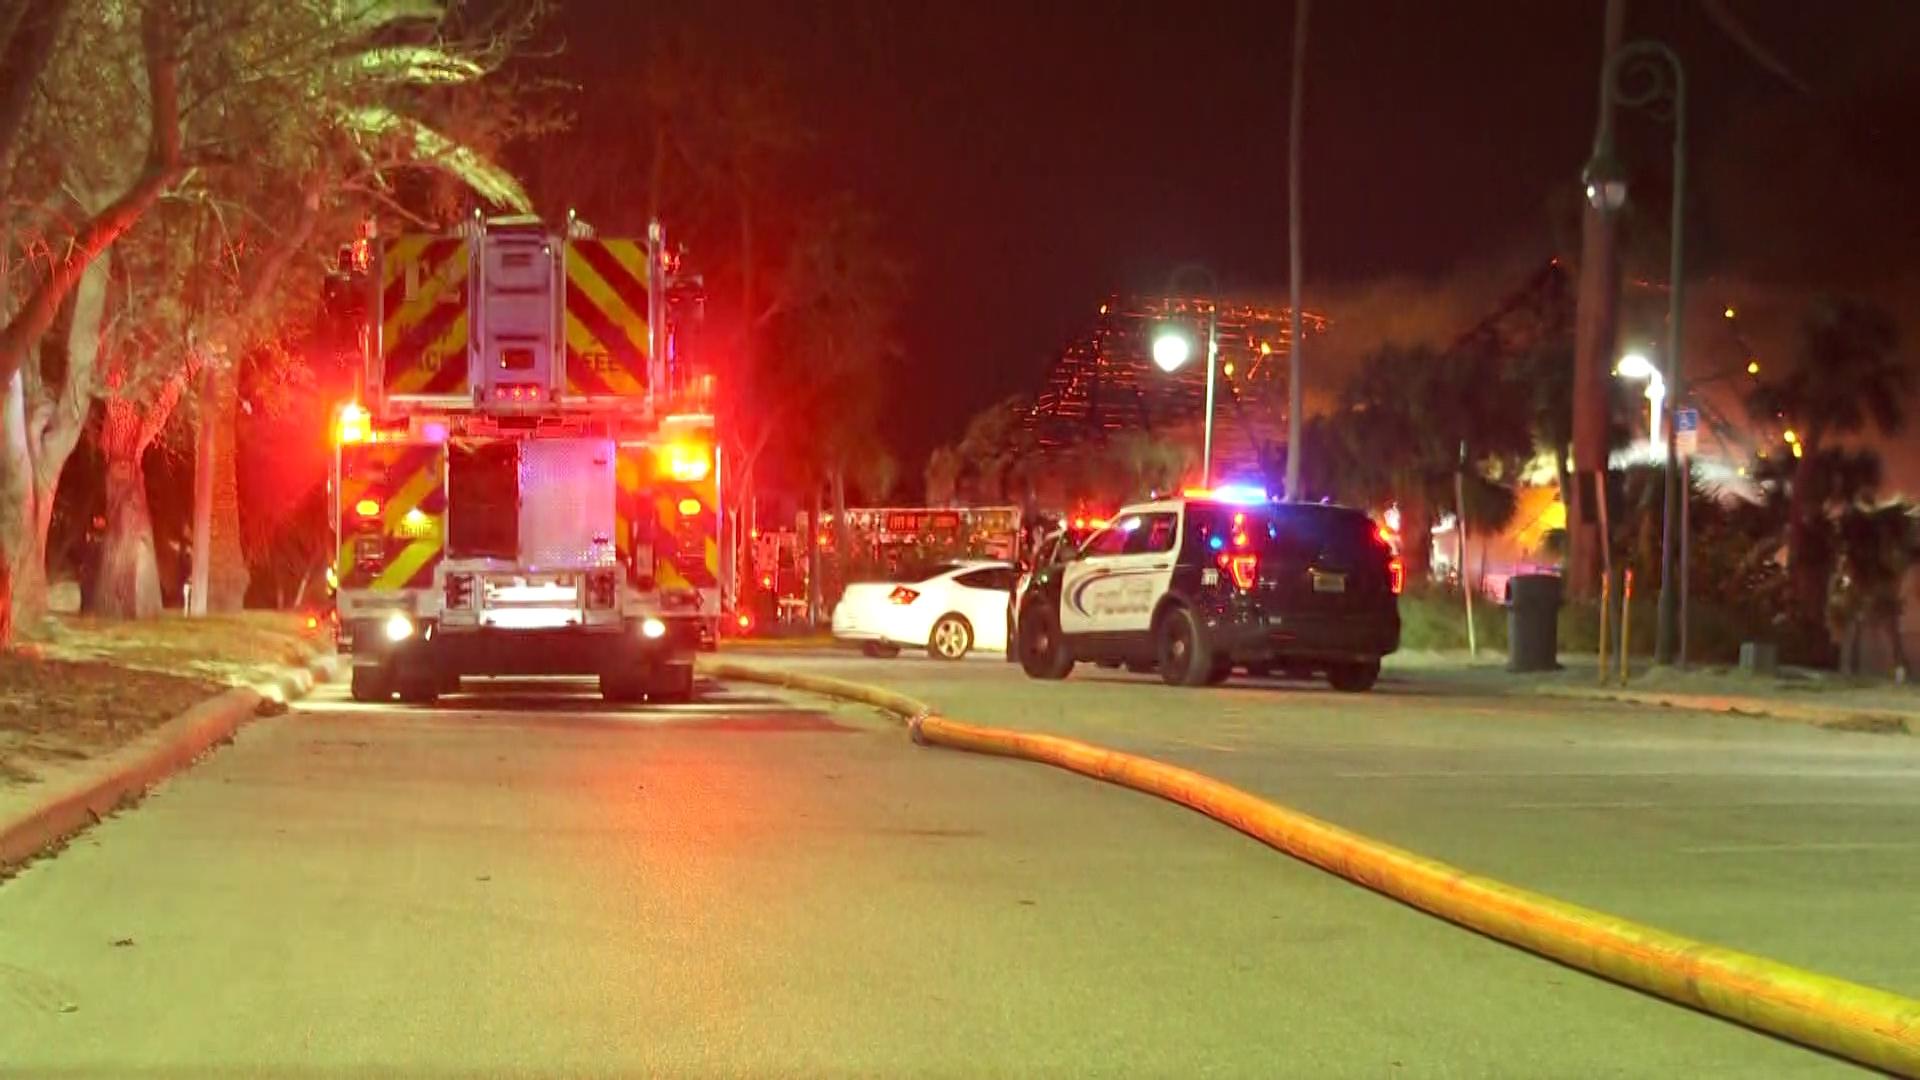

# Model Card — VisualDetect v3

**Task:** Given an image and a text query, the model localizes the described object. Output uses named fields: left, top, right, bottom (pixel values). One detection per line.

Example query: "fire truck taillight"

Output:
left=1388, top=556, right=1405, bottom=595
left=676, top=497, right=702, bottom=517
left=444, top=573, right=474, bottom=610
left=337, top=403, right=370, bottom=444
left=586, top=571, right=618, bottom=609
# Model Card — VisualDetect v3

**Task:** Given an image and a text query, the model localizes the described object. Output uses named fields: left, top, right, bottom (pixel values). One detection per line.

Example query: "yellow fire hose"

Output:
left=704, top=658, right=1920, bottom=1075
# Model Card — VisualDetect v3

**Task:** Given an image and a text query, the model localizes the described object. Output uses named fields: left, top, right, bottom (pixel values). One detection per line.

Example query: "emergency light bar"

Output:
left=1182, top=484, right=1270, bottom=505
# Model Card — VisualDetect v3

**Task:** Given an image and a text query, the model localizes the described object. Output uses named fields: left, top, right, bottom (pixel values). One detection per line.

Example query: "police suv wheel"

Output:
left=1156, top=607, right=1216, bottom=688
left=1018, top=603, right=1073, bottom=680
left=1327, top=659, right=1381, bottom=693
left=928, top=615, right=972, bottom=661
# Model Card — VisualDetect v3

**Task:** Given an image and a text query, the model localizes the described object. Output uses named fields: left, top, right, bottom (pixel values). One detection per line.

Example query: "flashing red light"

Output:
left=1215, top=552, right=1258, bottom=591
left=305, top=615, right=320, bottom=631
left=1232, top=531, right=1249, bottom=548
left=336, top=403, right=370, bottom=444
left=736, top=612, right=753, bottom=631
left=1376, top=525, right=1395, bottom=546
left=888, top=586, right=919, bottom=605
left=760, top=575, right=773, bottom=588
left=1388, top=556, right=1405, bottom=595
left=354, top=498, right=381, bottom=518
left=1072, top=517, right=1086, bottom=529
left=663, top=441, right=711, bottom=482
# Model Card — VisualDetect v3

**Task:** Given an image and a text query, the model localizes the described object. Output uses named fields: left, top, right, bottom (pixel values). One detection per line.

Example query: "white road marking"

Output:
left=1502, top=801, right=1663, bottom=810
left=1679, top=841, right=1920, bottom=855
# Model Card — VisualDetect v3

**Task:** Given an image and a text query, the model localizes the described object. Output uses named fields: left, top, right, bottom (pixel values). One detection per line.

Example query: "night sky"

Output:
left=554, top=2, right=1920, bottom=478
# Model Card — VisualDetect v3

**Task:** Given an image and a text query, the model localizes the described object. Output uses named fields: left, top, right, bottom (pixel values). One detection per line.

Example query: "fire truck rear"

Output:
left=330, top=216, right=723, bottom=704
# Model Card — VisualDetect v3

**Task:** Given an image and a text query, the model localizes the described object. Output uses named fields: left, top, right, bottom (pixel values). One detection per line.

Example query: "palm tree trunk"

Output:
left=204, top=360, right=248, bottom=610
left=1400, top=491, right=1433, bottom=584
left=804, top=484, right=822, bottom=626
left=0, top=370, right=44, bottom=638
left=188, top=366, right=213, bottom=613
left=831, top=464, right=851, bottom=603
left=94, top=400, right=162, bottom=618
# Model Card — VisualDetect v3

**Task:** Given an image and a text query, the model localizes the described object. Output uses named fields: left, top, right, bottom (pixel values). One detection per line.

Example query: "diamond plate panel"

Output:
left=518, top=438, right=616, bottom=570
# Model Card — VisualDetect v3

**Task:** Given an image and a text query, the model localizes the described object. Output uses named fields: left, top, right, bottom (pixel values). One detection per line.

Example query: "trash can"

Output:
left=1506, top=573, right=1563, bottom=672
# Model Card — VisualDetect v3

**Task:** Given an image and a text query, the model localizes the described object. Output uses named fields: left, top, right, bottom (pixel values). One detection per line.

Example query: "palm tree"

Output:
left=1830, top=502, right=1919, bottom=675
left=1324, top=345, right=1533, bottom=583
left=1749, top=297, right=1913, bottom=621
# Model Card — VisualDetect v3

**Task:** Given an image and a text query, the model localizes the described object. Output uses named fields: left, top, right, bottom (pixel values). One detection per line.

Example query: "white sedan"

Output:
left=831, top=560, right=1018, bottom=660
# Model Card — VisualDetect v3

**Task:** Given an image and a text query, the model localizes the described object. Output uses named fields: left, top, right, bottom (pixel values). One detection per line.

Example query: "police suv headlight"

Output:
left=640, top=617, right=667, bottom=640
left=384, top=613, right=416, bottom=642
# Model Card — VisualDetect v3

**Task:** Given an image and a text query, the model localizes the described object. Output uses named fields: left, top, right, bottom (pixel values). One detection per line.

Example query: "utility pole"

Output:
left=1568, top=0, right=1627, bottom=599
left=1283, top=0, right=1308, bottom=502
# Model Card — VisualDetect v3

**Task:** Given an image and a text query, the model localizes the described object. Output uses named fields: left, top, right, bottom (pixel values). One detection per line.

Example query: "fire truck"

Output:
left=329, top=215, right=725, bottom=704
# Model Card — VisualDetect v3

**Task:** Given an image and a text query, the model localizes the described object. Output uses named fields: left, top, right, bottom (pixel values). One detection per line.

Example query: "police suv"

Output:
left=1014, top=490, right=1402, bottom=690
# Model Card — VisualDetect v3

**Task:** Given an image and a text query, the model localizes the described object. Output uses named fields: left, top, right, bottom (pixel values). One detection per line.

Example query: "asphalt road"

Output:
left=0, top=669, right=1869, bottom=1076
left=749, top=651, right=1920, bottom=1001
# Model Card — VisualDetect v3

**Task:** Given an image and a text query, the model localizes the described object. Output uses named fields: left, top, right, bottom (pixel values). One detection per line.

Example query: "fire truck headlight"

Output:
left=640, top=617, right=667, bottom=640
left=384, top=612, right=416, bottom=642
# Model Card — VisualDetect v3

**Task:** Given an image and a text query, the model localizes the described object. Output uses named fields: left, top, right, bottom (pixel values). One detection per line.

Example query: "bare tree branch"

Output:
left=1699, top=0, right=1814, bottom=95
left=0, top=2, right=185, bottom=390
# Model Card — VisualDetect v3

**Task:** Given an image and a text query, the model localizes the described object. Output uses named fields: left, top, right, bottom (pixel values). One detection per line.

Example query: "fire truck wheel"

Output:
left=860, top=642, right=900, bottom=659
left=927, top=615, right=972, bottom=661
left=393, top=661, right=440, bottom=705
left=349, top=665, right=394, bottom=703
left=649, top=664, right=694, bottom=704
left=599, top=670, right=643, bottom=703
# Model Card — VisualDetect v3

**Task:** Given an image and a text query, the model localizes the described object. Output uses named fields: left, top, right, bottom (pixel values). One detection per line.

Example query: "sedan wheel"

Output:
left=928, top=615, right=972, bottom=661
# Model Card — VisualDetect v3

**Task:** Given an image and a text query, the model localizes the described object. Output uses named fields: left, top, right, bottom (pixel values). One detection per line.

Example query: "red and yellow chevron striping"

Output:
left=613, top=444, right=718, bottom=592
left=335, top=442, right=447, bottom=591
left=381, top=236, right=471, bottom=397
left=564, top=239, right=650, bottom=398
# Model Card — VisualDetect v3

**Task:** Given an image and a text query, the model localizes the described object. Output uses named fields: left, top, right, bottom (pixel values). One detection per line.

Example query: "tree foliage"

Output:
left=1, top=0, right=546, bottom=636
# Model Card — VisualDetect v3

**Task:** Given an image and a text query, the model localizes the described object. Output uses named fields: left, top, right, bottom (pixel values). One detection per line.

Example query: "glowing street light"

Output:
left=1151, top=330, right=1192, bottom=373
left=1616, top=351, right=1657, bottom=380
left=1151, top=308, right=1220, bottom=485
left=1616, top=350, right=1667, bottom=445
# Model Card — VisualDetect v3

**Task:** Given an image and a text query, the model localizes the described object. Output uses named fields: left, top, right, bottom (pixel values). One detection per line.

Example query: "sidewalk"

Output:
left=1392, top=650, right=1917, bottom=734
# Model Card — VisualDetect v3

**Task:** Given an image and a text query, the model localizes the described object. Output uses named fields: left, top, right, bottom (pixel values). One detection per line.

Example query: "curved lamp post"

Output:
left=1587, top=40, right=1687, bottom=667
left=1152, top=266, right=1223, bottom=488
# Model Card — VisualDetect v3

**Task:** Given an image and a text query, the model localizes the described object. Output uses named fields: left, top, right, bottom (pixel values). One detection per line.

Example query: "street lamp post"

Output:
left=1150, top=305, right=1222, bottom=488
left=1588, top=40, right=1688, bottom=668
left=1201, top=304, right=1219, bottom=488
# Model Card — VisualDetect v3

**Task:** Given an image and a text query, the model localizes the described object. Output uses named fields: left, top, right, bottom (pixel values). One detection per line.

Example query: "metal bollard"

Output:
left=1618, top=569, right=1634, bottom=685
left=1597, top=571, right=1611, bottom=686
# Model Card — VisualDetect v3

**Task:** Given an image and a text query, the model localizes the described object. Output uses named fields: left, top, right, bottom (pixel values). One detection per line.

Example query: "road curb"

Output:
left=1533, top=684, right=1913, bottom=735
left=0, top=652, right=340, bottom=872
left=702, top=657, right=1920, bottom=1076
left=0, top=687, right=263, bottom=872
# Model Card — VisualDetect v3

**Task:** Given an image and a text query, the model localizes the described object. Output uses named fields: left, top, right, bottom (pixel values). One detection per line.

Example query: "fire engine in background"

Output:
left=746, top=506, right=1021, bottom=624
left=329, top=214, right=726, bottom=704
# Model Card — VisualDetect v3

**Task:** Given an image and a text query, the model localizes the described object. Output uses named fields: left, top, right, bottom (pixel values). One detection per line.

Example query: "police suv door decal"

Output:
left=1059, top=511, right=1179, bottom=635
